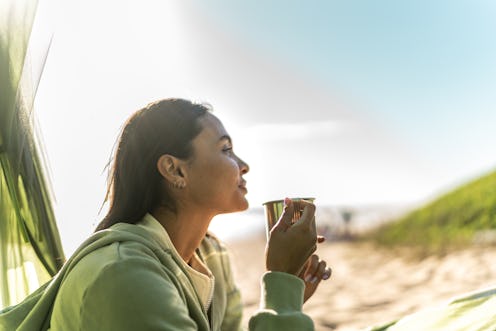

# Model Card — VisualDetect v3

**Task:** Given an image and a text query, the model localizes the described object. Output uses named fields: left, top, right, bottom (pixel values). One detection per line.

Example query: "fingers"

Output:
left=271, top=198, right=295, bottom=232
left=323, top=266, right=332, bottom=280
left=303, top=255, right=319, bottom=283
left=303, top=255, right=332, bottom=283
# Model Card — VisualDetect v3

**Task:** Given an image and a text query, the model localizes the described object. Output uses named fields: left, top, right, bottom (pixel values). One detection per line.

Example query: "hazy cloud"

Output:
left=242, top=120, right=347, bottom=141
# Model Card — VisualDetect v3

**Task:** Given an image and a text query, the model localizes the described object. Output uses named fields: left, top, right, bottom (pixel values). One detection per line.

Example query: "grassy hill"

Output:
left=367, top=170, right=496, bottom=255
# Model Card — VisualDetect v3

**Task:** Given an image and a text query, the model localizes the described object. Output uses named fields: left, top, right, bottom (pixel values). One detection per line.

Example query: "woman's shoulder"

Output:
left=66, top=224, right=177, bottom=281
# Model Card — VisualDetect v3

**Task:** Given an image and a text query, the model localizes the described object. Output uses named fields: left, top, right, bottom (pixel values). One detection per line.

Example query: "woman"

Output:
left=1, top=98, right=331, bottom=330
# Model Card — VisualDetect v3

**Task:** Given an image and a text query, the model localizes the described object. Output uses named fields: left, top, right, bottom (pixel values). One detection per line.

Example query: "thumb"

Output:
left=293, top=201, right=316, bottom=229
left=272, top=198, right=294, bottom=232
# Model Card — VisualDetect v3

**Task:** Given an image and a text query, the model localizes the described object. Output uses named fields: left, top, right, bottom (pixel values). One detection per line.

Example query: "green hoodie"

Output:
left=0, top=214, right=314, bottom=331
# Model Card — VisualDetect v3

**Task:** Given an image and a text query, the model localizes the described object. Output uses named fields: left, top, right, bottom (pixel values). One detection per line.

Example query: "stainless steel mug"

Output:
left=262, top=198, right=315, bottom=240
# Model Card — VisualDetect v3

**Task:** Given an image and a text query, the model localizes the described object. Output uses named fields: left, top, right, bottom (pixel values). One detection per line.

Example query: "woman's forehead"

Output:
left=198, top=113, right=229, bottom=140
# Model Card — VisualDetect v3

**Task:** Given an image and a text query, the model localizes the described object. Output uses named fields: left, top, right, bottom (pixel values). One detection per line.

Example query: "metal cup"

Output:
left=262, top=198, right=315, bottom=240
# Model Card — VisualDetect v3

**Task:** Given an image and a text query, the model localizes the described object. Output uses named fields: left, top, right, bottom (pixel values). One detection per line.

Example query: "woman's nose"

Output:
left=237, top=156, right=249, bottom=174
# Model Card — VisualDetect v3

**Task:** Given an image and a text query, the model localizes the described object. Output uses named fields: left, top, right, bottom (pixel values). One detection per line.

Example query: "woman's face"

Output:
left=184, top=113, right=249, bottom=214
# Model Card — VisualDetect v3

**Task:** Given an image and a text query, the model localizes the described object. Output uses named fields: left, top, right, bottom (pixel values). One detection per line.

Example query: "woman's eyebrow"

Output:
left=219, top=135, right=232, bottom=144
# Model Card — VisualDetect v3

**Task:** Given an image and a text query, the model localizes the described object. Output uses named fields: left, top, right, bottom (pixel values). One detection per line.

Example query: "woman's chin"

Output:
left=239, top=196, right=250, bottom=210
left=220, top=199, right=249, bottom=214
left=239, top=200, right=249, bottom=211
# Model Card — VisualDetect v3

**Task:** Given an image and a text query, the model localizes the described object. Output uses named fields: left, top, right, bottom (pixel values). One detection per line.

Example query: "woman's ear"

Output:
left=157, top=154, right=186, bottom=184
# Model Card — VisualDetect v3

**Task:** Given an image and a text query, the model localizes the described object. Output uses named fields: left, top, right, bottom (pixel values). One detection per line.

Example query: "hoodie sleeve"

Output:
left=248, top=272, right=315, bottom=331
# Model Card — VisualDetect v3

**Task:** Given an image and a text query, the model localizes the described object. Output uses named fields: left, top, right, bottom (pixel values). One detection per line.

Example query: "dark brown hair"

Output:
left=95, top=98, right=209, bottom=231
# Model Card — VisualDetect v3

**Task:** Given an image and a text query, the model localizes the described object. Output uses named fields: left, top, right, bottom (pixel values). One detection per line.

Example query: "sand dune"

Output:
left=225, top=235, right=496, bottom=331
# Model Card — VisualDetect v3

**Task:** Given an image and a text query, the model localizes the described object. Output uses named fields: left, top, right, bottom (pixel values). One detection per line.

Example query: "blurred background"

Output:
left=32, top=0, right=496, bottom=254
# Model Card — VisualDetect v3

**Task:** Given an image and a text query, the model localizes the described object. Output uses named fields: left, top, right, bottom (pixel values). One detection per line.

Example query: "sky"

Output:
left=32, top=0, right=496, bottom=255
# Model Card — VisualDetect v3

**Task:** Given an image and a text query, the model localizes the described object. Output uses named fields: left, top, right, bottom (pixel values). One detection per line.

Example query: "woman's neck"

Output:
left=151, top=206, right=213, bottom=263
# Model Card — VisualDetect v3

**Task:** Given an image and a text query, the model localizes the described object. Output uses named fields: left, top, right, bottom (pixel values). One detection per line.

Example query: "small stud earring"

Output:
left=173, top=181, right=185, bottom=189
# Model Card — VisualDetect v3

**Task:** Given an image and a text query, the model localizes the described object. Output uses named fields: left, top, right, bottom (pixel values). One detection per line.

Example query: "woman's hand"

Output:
left=299, top=249, right=332, bottom=303
left=265, top=198, right=317, bottom=276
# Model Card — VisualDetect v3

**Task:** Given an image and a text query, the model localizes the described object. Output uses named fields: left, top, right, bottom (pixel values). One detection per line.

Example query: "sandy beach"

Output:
left=225, top=234, right=496, bottom=331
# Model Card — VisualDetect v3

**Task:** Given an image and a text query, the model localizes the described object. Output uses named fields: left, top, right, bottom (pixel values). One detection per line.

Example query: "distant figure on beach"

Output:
left=1, top=98, right=331, bottom=330
left=342, top=209, right=354, bottom=240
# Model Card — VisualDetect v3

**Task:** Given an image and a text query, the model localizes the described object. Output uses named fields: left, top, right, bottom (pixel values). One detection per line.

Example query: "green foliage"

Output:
left=367, top=170, right=496, bottom=255
left=1, top=0, right=65, bottom=308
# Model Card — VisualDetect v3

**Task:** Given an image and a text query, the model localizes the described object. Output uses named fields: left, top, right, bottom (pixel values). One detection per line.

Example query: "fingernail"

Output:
left=304, top=274, right=312, bottom=282
left=322, top=273, right=330, bottom=280
left=284, top=197, right=291, bottom=206
left=310, top=276, right=318, bottom=284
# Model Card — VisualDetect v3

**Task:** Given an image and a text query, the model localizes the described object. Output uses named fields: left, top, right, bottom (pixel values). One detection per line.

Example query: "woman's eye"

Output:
left=223, top=146, right=233, bottom=153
